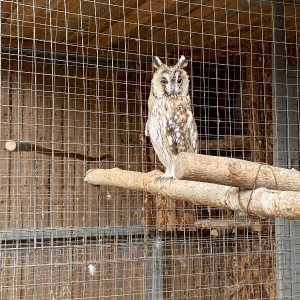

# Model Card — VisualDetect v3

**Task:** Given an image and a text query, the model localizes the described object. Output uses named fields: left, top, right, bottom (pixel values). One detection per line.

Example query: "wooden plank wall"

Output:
left=0, top=236, right=277, bottom=299
left=0, top=50, right=278, bottom=298
left=0, top=241, right=148, bottom=299
left=164, top=235, right=276, bottom=299
left=0, top=55, right=150, bottom=298
left=0, top=55, right=144, bottom=230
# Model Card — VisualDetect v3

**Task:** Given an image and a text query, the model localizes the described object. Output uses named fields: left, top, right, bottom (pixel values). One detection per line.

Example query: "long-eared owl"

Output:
left=145, top=55, right=198, bottom=179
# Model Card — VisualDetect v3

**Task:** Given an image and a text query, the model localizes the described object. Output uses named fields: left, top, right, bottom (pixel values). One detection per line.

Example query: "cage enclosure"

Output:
left=0, top=0, right=299, bottom=299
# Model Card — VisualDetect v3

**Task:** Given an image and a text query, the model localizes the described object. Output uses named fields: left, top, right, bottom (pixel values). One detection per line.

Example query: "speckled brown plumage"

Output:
left=145, top=55, right=198, bottom=179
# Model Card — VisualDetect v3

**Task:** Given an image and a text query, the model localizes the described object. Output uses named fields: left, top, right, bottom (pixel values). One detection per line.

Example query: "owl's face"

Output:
left=151, top=55, right=189, bottom=99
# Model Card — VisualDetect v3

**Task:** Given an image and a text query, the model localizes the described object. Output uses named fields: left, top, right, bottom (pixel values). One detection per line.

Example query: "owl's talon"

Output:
left=154, top=176, right=163, bottom=183
left=154, top=175, right=175, bottom=182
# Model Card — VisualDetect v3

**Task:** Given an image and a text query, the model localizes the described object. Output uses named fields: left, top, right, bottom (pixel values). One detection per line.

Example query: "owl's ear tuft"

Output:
left=153, top=56, right=163, bottom=69
left=177, top=55, right=188, bottom=68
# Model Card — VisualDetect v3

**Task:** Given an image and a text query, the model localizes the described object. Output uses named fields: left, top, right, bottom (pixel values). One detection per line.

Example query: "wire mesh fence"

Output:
left=0, top=0, right=299, bottom=299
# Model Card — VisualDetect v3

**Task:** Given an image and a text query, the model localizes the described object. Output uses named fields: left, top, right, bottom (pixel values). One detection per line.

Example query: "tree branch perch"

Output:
left=84, top=168, right=300, bottom=220
left=174, top=153, right=300, bottom=192
left=5, top=140, right=113, bottom=162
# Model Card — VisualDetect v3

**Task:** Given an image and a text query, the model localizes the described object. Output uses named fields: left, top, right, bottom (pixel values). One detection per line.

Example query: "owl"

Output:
left=145, top=55, right=198, bottom=179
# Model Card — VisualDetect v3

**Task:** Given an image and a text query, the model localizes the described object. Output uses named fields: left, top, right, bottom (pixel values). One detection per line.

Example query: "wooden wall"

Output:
left=0, top=240, right=148, bottom=299
left=164, top=234, right=276, bottom=299
left=0, top=52, right=277, bottom=299
left=0, top=235, right=276, bottom=300
left=0, top=55, right=144, bottom=230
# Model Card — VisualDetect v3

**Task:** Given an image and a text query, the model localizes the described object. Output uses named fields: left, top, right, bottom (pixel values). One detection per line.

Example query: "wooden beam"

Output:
left=84, top=167, right=300, bottom=219
left=190, top=48, right=243, bottom=60
left=174, top=152, right=300, bottom=192
left=5, top=140, right=112, bottom=162
left=245, top=42, right=264, bottom=162
left=215, top=15, right=272, bottom=50
left=1, top=37, right=107, bottom=58
left=202, top=2, right=261, bottom=48
left=138, top=0, right=237, bottom=52
left=89, top=0, right=161, bottom=49
left=262, top=42, right=273, bottom=165
left=216, top=5, right=300, bottom=49
left=194, top=218, right=262, bottom=236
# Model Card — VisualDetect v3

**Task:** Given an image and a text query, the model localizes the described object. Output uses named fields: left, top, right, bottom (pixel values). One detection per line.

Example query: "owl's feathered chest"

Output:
left=148, top=93, right=190, bottom=118
left=146, top=92, right=197, bottom=164
left=146, top=93, right=195, bottom=142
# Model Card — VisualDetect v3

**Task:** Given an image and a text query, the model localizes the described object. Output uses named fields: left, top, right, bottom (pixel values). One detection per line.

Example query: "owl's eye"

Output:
left=178, top=79, right=182, bottom=84
left=161, top=79, right=168, bottom=85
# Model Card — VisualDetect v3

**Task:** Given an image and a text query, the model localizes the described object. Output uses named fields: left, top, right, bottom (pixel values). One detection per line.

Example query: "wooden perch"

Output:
left=174, top=153, right=300, bottom=192
left=5, top=140, right=112, bottom=162
left=194, top=218, right=263, bottom=236
left=84, top=168, right=300, bottom=219
left=194, top=218, right=252, bottom=230
left=199, top=135, right=251, bottom=150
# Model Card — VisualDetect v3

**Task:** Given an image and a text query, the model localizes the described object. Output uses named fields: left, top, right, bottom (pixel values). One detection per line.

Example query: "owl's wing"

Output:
left=145, top=120, right=149, bottom=137
left=166, top=105, right=198, bottom=155
left=188, top=110, right=198, bottom=153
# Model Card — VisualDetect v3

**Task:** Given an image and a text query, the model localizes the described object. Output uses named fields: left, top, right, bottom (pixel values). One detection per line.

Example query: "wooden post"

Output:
left=21, top=80, right=33, bottom=229
left=245, top=43, right=264, bottom=162
left=50, top=76, right=64, bottom=228
left=9, top=72, right=21, bottom=229
left=262, top=42, right=273, bottom=165
left=0, top=70, right=10, bottom=229
left=137, top=62, right=156, bottom=228
left=36, top=76, right=51, bottom=229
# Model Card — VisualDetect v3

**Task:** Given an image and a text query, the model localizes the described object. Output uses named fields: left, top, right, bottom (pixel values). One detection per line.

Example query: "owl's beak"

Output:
left=170, top=86, right=177, bottom=96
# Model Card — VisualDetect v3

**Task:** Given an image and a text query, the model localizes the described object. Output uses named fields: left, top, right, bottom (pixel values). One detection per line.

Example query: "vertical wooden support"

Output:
left=0, top=70, right=10, bottom=229
left=62, top=68, right=76, bottom=228
left=69, top=65, right=87, bottom=228
left=21, top=79, right=33, bottom=229
left=262, top=42, right=273, bottom=165
left=113, top=69, right=122, bottom=227
left=10, top=72, right=21, bottom=229
left=8, top=72, right=22, bottom=297
left=74, top=99, right=86, bottom=227
left=86, top=67, right=102, bottom=227
left=50, top=74, right=64, bottom=228
left=138, top=63, right=156, bottom=228
left=36, top=73, right=51, bottom=229
left=245, top=43, right=264, bottom=162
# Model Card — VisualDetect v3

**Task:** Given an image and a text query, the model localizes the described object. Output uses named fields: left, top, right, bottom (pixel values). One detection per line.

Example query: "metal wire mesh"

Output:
left=0, top=0, right=299, bottom=299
